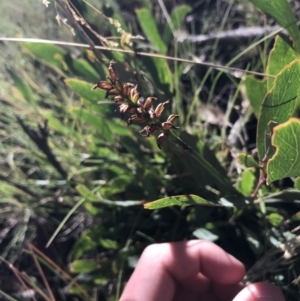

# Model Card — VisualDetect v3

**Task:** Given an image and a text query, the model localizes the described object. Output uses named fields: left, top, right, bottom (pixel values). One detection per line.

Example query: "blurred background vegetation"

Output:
left=0, top=0, right=299, bottom=300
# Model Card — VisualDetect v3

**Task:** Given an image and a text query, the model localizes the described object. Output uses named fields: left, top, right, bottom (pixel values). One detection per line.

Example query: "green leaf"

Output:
left=67, top=56, right=100, bottom=82
left=144, top=194, right=218, bottom=209
left=76, top=184, right=143, bottom=207
left=237, top=169, right=256, bottom=197
left=135, top=8, right=167, bottom=54
left=71, top=235, right=98, bottom=260
left=294, top=177, right=300, bottom=190
left=238, top=153, right=259, bottom=168
left=72, top=109, right=112, bottom=142
left=243, top=76, right=267, bottom=117
left=266, top=213, right=284, bottom=226
left=8, top=70, right=34, bottom=103
left=99, top=239, right=119, bottom=250
left=65, top=78, right=106, bottom=103
left=249, top=0, right=300, bottom=53
left=100, top=175, right=134, bottom=198
left=257, top=59, right=300, bottom=160
left=267, top=118, right=300, bottom=184
left=266, top=35, right=298, bottom=90
left=164, top=5, right=192, bottom=45
left=70, top=259, right=99, bottom=273
left=21, top=42, right=68, bottom=75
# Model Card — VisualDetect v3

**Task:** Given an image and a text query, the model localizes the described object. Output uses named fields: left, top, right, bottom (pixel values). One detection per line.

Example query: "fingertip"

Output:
left=198, top=241, right=245, bottom=284
left=233, top=282, right=285, bottom=301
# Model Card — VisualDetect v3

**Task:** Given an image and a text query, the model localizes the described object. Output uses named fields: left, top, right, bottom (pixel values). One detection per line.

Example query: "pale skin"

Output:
left=120, top=240, right=285, bottom=301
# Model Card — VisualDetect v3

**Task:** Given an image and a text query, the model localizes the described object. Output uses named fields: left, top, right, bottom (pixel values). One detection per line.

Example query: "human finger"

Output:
left=119, top=240, right=245, bottom=301
left=232, top=282, right=285, bottom=301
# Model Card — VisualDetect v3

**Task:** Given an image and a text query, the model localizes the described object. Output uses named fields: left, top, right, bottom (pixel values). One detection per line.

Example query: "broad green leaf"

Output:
left=257, top=59, right=300, bottom=160
left=135, top=8, right=167, bottom=54
left=21, top=42, right=68, bottom=75
left=267, top=213, right=284, bottom=226
left=65, top=78, right=106, bottom=103
left=76, top=184, right=143, bottom=206
left=267, top=118, right=300, bottom=184
left=99, top=238, right=119, bottom=250
left=243, top=76, right=267, bottom=117
left=291, top=211, right=300, bottom=221
left=238, top=153, right=259, bottom=168
left=266, top=35, right=298, bottom=89
left=72, top=109, right=112, bottom=142
left=237, top=169, right=256, bottom=197
left=164, top=5, right=192, bottom=45
left=71, top=235, right=98, bottom=260
left=142, top=57, right=174, bottom=95
left=70, top=259, right=99, bottom=273
left=99, top=175, right=134, bottom=198
left=249, top=0, right=300, bottom=53
left=144, top=194, right=218, bottom=209
left=294, top=177, right=300, bottom=190
left=67, top=56, right=100, bottom=82
left=8, top=70, right=34, bottom=104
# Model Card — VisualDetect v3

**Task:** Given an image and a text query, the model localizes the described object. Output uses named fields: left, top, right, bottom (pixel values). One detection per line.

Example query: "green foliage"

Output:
left=1, top=0, right=300, bottom=300
left=249, top=0, right=300, bottom=52
left=267, top=118, right=300, bottom=184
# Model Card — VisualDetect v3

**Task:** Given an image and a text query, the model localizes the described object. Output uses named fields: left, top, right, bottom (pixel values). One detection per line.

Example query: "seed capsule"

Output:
left=122, top=83, right=135, bottom=97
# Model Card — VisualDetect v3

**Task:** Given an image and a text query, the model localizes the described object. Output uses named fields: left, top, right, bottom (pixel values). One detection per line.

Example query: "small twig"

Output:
left=28, top=245, right=56, bottom=301
left=54, top=0, right=103, bottom=62
left=16, top=116, right=67, bottom=179
left=0, top=37, right=276, bottom=78
left=178, top=25, right=285, bottom=43
left=29, top=244, right=94, bottom=301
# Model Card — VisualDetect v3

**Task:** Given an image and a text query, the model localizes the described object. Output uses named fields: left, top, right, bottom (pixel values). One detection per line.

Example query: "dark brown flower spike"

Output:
left=93, top=60, right=188, bottom=151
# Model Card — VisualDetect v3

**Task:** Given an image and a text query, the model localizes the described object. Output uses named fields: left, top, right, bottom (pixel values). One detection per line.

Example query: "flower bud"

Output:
left=156, top=133, right=168, bottom=149
left=143, top=97, right=157, bottom=111
left=108, top=60, right=119, bottom=83
left=92, top=81, right=113, bottom=91
left=127, top=115, right=147, bottom=126
left=154, top=100, right=169, bottom=118
left=114, top=95, right=124, bottom=102
left=139, top=124, right=161, bottom=137
left=108, top=88, right=120, bottom=96
left=122, top=83, right=135, bottom=97
left=166, top=114, right=180, bottom=124
left=161, top=122, right=179, bottom=130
